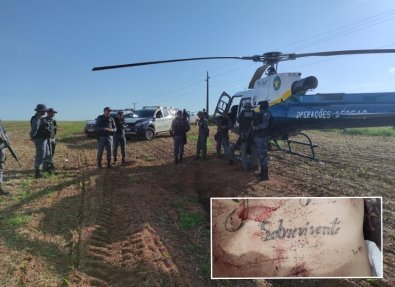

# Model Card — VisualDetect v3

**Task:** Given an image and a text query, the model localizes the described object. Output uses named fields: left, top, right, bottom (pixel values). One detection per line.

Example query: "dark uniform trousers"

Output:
left=113, top=134, right=126, bottom=160
left=254, top=110, right=272, bottom=174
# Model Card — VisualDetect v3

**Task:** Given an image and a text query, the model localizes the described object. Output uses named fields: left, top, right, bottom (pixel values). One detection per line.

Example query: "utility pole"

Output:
left=132, top=102, right=136, bottom=110
left=205, top=71, right=210, bottom=115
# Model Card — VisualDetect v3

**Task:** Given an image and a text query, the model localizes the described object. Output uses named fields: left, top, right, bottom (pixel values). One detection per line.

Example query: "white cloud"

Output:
left=389, top=68, right=395, bottom=74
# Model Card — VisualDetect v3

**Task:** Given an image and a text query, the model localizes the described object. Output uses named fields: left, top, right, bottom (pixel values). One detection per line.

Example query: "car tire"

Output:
left=145, top=127, right=155, bottom=140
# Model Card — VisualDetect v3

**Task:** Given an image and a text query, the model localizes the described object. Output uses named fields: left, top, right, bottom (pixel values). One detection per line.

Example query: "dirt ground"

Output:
left=0, top=122, right=394, bottom=287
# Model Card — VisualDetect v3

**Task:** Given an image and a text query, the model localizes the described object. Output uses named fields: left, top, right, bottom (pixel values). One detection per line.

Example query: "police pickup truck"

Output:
left=125, top=106, right=177, bottom=140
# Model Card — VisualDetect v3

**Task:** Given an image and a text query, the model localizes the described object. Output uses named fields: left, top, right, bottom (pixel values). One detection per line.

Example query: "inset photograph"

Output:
left=211, top=197, right=382, bottom=279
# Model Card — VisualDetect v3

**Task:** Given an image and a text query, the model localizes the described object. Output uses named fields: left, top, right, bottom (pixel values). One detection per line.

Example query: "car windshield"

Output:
left=133, top=109, right=155, bottom=118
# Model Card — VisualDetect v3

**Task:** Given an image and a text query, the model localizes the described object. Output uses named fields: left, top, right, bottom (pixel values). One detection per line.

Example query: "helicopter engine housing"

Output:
left=291, top=76, right=318, bottom=95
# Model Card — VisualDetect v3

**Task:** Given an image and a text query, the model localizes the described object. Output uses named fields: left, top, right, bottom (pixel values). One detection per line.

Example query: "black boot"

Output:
left=0, top=184, right=9, bottom=196
left=175, top=156, right=179, bottom=164
left=121, top=157, right=126, bottom=165
left=97, top=161, right=102, bottom=169
left=107, top=160, right=112, bottom=169
left=263, top=168, right=269, bottom=180
left=179, top=154, right=183, bottom=163
left=43, top=165, right=51, bottom=173
left=113, top=156, right=117, bottom=164
left=257, top=167, right=269, bottom=181
left=35, top=169, right=43, bottom=179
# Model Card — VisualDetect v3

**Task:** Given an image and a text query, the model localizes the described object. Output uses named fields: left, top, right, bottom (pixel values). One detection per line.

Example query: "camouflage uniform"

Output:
left=253, top=102, right=272, bottom=180
left=215, top=115, right=230, bottom=157
left=196, top=115, right=209, bottom=159
left=30, top=109, right=51, bottom=178
left=95, top=114, right=116, bottom=168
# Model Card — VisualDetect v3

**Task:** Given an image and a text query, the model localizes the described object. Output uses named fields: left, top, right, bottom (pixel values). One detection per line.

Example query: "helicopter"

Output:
left=92, top=49, right=395, bottom=160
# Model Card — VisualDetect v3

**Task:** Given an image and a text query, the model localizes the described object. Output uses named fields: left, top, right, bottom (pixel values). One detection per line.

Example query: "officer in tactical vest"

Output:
left=44, top=108, right=58, bottom=171
left=196, top=111, right=209, bottom=159
left=30, top=104, right=51, bottom=178
left=215, top=114, right=230, bottom=158
left=236, top=102, right=258, bottom=170
left=113, top=111, right=127, bottom=164
left=253, top=101, right=272, bottom=181
left=171, top=110, right=190, bottom=164
left=95, top=107, right=116, bottom=168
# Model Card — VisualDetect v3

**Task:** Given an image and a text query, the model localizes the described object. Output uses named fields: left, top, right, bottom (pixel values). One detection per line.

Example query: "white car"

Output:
left=124, top=106, right=176, bottom=140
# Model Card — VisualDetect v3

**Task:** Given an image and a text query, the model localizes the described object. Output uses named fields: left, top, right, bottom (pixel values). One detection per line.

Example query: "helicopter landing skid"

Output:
left=271, top=132, right=318, bottom=161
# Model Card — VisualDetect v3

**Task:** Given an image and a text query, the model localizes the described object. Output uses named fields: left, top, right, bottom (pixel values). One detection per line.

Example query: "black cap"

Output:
left=35, top=104, right=48, bottom=112
left=48, top=108, right=58, bottom=113
left=103, top=107, right=112, bottom=112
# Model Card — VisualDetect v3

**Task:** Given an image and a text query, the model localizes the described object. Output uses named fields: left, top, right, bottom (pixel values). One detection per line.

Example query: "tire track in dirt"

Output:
left=75, top=163, right=193, bottom=287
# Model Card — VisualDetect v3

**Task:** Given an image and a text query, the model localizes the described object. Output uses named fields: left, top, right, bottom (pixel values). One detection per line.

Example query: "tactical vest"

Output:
left=238, top=110, right=255, bottom=131
left=31, top=116, right=51, bottom=139
left=47, top=118, right=56, bottom=139
left=173, top=118, right=188, bottom=136
left=254, top=110, right=272, bottom=137
left=96, top=115, right=115, bottom=137
left=114, top=117, right=126, bottom=136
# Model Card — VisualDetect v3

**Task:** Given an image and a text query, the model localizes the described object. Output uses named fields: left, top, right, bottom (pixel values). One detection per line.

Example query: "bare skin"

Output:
left=212, top=198, right=372, bottom=278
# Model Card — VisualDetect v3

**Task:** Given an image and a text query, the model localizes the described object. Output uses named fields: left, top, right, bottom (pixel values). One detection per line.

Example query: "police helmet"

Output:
left=34, top=104, right=48, bottom=112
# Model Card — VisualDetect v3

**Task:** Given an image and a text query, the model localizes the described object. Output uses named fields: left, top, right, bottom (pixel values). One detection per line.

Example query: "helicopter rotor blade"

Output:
left=284, top=49, right=395, bottom=61
left=248, top=64, right=269, bottom=89
left=92, top=56, right=255, bottom=71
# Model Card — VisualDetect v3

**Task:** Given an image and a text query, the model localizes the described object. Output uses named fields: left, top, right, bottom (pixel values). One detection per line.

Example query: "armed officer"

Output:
left=215, top=114, right=230, bottom=158
left=30, top=104, right=51, bottom=178
left=253, top=101, right=272, bottom=181
left=113, top=111, right=127, bottom=164
left=196, top=111, right=209, bottom=159
left=95, top=107, right=116, bottom=168
left=237, top=102, right=258, bottom=170
left=44, top=108, right=58, bottom=171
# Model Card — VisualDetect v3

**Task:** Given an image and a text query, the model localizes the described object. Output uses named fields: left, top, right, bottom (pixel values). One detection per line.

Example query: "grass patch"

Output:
left=57, top=121, right=85, bottom=140
left=187, top=134, right=199, bottom=142
left=177, top=209, right=204, bottom=230
left=320, top=127, right=395, bottom=137
left=5, top=214, right=32, bottom=226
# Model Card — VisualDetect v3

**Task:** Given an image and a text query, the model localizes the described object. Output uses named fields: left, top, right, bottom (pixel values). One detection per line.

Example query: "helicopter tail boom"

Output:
left=270, top=92, right=395, bottom=137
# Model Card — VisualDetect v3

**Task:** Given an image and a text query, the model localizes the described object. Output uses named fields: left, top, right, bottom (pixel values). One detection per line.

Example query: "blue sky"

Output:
left=1, top=0, right=395, bottom=120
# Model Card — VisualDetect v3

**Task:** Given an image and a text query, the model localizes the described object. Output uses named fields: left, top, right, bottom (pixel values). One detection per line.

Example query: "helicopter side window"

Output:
left=162, top=109, right=169, bottom=117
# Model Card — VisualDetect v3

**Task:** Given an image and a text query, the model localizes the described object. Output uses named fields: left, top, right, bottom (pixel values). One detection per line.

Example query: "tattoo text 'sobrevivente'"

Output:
left=259, top=218, right=341, bottom=241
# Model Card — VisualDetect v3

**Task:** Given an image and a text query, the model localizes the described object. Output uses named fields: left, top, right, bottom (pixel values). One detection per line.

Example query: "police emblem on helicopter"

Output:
left=273, top=76, right=281, bottom=91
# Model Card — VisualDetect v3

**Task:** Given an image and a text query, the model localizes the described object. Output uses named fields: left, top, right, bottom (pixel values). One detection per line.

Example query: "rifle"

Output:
left=0, top=121, right=22, bottom=167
